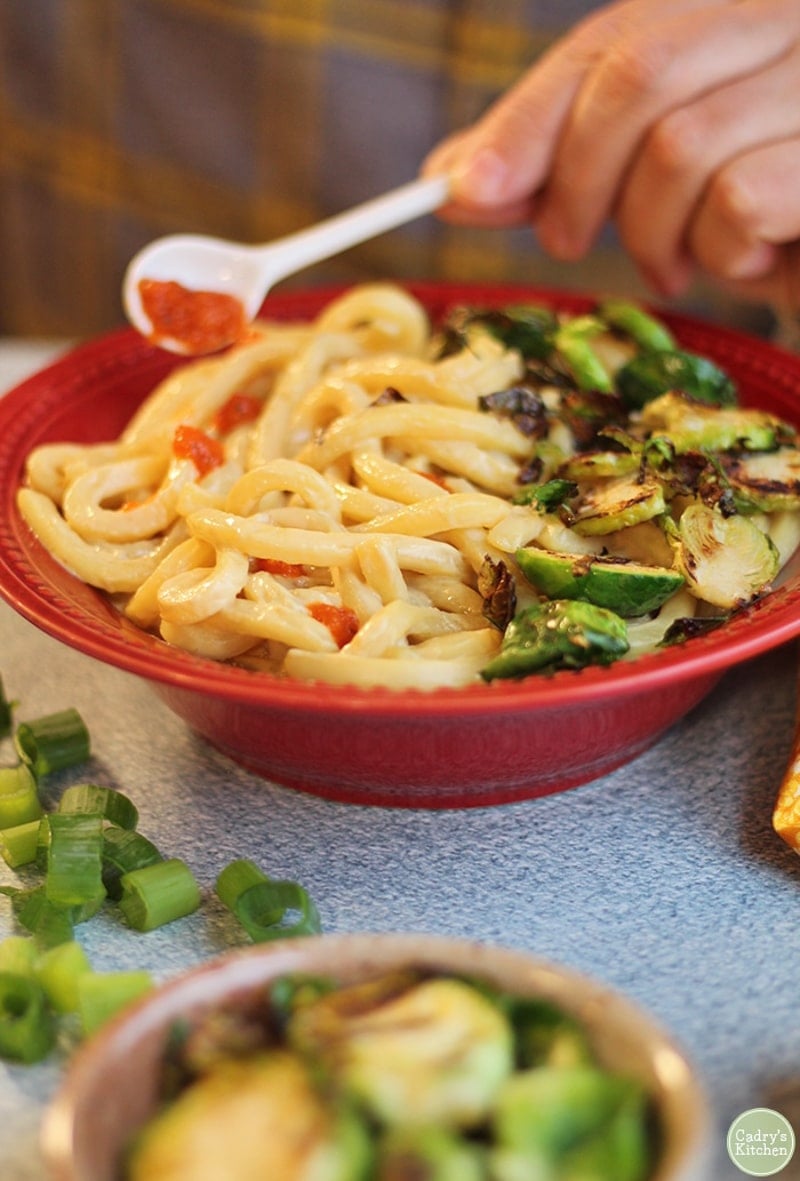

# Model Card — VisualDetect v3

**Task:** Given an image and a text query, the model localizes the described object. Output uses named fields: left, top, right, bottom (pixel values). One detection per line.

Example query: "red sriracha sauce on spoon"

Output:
left=138, top=279, right=246, bottom=354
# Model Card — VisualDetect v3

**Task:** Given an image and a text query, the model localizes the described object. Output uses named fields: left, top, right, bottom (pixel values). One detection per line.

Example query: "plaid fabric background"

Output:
left=0, top=0, right=778, bottom=339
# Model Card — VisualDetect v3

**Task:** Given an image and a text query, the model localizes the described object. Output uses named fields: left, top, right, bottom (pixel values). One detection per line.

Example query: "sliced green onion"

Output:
left=36, top=940, right=93, bottom=1014
left=0, top=936, right=36, bottom=979
left=0, top=676, right=13, bottom=740
left=0, top=818, right=42, bottom=868
left=0, top=763, right=42, bottom=829
left=5, top=885, right=75, bottom=948
left=78, top=970, right=153, bottom=1037
left=215, top=859, right=285, bottom=925
left=0, top=971, right=56, bottom=1062
left=58, top=783, right=139, bottom=831
left=15, top=707, right=90, bottom=778
left=44, top=812, right=106, bottom=909
left=118, top=859, right=201, bottom=932
left=215, top=858, right=321, bottom=942
left=102, top=826, right=163, bottom=901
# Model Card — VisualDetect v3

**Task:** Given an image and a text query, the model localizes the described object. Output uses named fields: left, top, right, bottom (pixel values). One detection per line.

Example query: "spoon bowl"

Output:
left=123, top=174, right=450, bottom=355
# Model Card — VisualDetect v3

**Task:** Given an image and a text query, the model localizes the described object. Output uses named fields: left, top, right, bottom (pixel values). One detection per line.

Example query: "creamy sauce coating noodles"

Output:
left=18, top=285, right=530, bottom=690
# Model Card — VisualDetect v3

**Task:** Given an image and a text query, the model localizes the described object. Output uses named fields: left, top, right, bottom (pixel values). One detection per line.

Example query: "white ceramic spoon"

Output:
left=123, top=173, right=450, bottom=355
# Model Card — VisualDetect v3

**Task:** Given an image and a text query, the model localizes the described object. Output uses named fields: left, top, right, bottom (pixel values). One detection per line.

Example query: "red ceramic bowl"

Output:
left=1, top=283, right=800, bottom=808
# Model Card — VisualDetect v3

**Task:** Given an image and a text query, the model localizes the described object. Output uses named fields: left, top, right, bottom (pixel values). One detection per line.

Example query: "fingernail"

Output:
left=451, top=146, right=509, bottom=205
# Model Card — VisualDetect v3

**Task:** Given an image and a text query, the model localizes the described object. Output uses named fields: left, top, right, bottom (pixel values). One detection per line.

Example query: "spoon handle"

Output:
left=256, top=174, right=450, bottom=282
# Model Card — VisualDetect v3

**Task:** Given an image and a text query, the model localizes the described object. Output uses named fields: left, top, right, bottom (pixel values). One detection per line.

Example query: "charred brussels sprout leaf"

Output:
left=660, top=614, right=729, bottom=647
left=481, top=600, right=629, bottom=680
left=478, top=305, right=558, bottom=359
left=512, top=479, right=578, bottom=510
left=616, top=348, right=737, bottom=409
left=478, top=385, right=548, bottom=438
left=478, top=556, right=517, bottom=632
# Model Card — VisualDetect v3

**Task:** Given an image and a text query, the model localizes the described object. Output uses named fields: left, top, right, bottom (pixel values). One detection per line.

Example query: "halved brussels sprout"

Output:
left=615, top=347, right=737, bottom=409
left=516, top=547, right=684, bottom=617
left=490, top=1065, right=651, bottom=1181
left=570, top=474, right=666, bottom=536
left=640, top=392, right=782, bottom=454
left=671, top=502, right=780, bottom=608
left=126, top=1050, right=372, bottom=1181
left=721, top=447, right=800, bottom=511
left=481, top=599, right=629, bottom=680
left=287, top=975, right=514, bottom=1129
left=558, top=449, right=641, bottom=482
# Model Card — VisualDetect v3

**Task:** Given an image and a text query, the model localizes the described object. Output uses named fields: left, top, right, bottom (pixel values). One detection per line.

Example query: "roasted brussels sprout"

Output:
left=516, top=548, right=684, bottom=618
left=670, top=502, right=780, bottom=608
left=721, top=446, right=800, bottom=511
left=287, top=974, right=514, bottom=1129
left=481, top=600, right=629, bottom=680
left=490, top=1065, right=651, bottom=1181
left=126, top=1050, right=372, bottom=1181
left=615, top=348, right=737, bottom=409
left=570, top=474, right=666, bottom=536
left=640, top=392, right=783, bottom=454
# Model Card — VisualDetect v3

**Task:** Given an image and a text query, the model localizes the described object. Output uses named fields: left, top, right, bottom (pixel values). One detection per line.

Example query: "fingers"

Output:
left=689, top=137, right=800, bottom=298
left=615, top=41, right=800, bottom=294
left=533, top=0, right=800, bottom=262
left=425, top=0, right=703, bottom=211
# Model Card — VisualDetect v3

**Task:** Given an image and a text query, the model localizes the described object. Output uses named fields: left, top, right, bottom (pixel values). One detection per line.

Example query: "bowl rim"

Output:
left=40, top=931, right=713, bottom=1181
left=1, top=280, right=800, bottom=719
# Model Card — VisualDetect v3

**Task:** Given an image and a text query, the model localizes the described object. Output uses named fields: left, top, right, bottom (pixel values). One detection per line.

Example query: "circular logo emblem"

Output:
left=727, top=1108, right=796, bottom=1176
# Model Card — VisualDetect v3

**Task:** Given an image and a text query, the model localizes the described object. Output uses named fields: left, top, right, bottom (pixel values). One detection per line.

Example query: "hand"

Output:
left=424, top=0, right=800, bottom=314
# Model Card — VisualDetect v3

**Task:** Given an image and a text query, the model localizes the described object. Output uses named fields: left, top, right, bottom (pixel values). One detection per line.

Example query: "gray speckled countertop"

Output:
left=2, top=342, right=800, bottom=1180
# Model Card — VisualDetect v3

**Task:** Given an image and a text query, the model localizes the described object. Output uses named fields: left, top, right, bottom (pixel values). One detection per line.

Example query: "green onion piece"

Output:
left=215, top=858, right=321, bottom=942
left=101, top=826, right=163, bottom=901
left=0, top=936, right=37, bottom=979
left=78, top=970, right=153, bottom=1037
left=118, top=859, right=201, bottom=932
left=215, top=859, right=284, bottom=925
left=0, top=763, right=42, bottom=829
left=0, top=971, right=56, bottom=1062
left=58, top=783, right=139, bottom=831
left=0, top=818, right=42, bottom=868
left=0, top=676, right=13, bottom=740
left=44, top=813, right=106, bottom=909
left=5, top=885, right=75, bottom=948
left=36, top=940, right=93, bottom=1014
left=15, top=707, right=90, bottom=778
